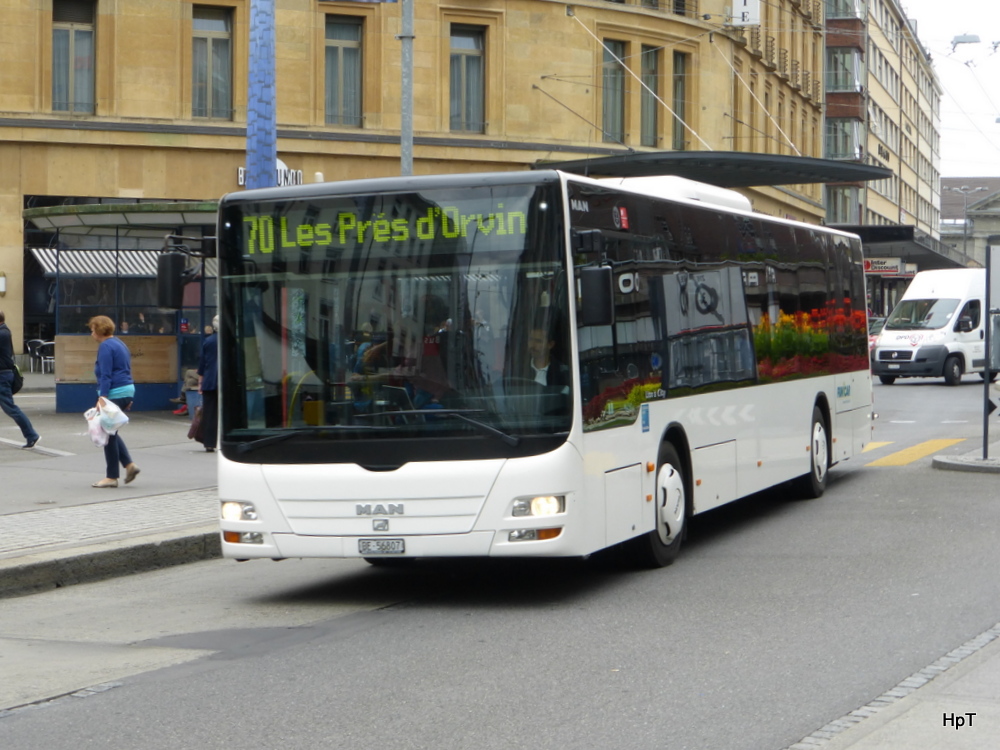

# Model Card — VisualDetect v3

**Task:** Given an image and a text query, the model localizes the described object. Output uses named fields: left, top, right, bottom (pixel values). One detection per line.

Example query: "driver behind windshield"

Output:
left=526, top=318, right=570, bottom=389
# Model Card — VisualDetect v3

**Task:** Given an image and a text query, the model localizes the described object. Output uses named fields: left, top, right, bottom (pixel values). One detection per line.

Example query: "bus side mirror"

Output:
left=573, top=228, right=604, bottom=255
left=157, top=252, right=187, bottom=310
left=579, top=266, right=614, bottom=327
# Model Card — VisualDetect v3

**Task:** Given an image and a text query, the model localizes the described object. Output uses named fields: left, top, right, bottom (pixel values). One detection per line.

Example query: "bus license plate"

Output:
left=359, top=538, right=405, bottom=555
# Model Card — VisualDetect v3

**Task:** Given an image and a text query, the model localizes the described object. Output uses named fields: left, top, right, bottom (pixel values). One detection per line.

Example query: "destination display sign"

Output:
left=240, top=203, right=530, bottom=255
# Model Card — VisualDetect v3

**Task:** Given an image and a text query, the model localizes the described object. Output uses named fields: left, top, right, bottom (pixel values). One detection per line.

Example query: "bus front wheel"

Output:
left=628, top=444, right=687, bottom=568
left=794, top=406, right=829, bottom=499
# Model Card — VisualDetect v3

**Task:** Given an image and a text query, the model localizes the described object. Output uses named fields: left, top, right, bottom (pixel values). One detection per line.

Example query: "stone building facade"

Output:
left=2, top=0, right=831, bottom=350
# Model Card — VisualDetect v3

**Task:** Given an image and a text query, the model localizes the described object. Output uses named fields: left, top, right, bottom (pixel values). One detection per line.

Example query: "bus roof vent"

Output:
left=598, top=175, right=753, bottom=213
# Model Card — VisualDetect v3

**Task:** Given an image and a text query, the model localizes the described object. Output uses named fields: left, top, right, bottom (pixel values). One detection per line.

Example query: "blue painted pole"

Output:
left=246, top=0, right=276, bottom=190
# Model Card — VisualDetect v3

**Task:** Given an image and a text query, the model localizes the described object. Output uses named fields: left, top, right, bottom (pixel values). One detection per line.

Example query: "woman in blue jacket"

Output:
left=89, top=316, right=140, bottom=488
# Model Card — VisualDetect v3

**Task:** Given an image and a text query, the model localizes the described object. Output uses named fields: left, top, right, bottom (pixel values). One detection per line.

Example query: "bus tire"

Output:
left=878, top=375, right=896, bottom=385
left=794, top=405, right=829, bottom=499
left=943, top=355, right=963, bottom=386
left=628, top=443, right=688, bottom=568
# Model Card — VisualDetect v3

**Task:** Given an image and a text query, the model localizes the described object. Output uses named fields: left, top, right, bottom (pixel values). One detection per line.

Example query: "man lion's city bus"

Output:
left=213, top=170, right=871, bottom=568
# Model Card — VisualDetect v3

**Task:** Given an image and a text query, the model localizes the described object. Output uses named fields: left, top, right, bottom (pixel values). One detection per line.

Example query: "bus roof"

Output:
left=220, top=169, right=861, bottom=242
left=219, top=170, right=560, bottom=206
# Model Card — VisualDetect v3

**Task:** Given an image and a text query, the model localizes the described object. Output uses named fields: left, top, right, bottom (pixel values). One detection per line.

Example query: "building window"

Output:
left=192, top=6, right=233, bottom=120
left=826, top=48, right=863, bottom=92
left=450, top=26, right=485, bottom=133
left=602, top=40, right=626, bottom=143
left=672, top=51, right=689, bottom=151
left=52, top=0, right=95, bottom=113
left=640, top=45, right=660, bottom=148
left=825, top=186, right=860, bottom=224
left=825, top=118, right=863, bottom=160
left=326, top=16, right=363, bottom=127
left=825, top=0, right=864, bottom=19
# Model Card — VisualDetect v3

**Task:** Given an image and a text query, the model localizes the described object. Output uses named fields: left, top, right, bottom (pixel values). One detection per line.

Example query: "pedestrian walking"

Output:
left=0, top=309, right=40, bottom=449
left=198, top=315, right=219, bottom=452
left=89, top=315, right=140, bottom=488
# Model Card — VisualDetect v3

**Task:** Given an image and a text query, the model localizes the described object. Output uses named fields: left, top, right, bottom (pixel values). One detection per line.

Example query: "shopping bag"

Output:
left=188, top=406, right=204, bottom=442
left=84, top=407, right=109, bottom=447
left=97, top=397, right=130, bottom=434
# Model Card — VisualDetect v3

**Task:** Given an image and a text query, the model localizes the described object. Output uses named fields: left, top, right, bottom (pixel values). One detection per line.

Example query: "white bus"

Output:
left=213, top=170, right=872, bottom=568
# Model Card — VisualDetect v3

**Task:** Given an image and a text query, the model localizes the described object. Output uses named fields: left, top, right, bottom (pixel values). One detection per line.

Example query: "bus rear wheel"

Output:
left=794, top=405, right=829, bottom=499
left=628, top=444, right=687, bottom=568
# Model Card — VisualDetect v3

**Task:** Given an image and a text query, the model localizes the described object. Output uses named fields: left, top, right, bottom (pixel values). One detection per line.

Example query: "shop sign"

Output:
left=863, top=257, right=903, bottom=275
left=237, top=158, right=304, bottom=188
left=731, top=0, right=760, bottom=25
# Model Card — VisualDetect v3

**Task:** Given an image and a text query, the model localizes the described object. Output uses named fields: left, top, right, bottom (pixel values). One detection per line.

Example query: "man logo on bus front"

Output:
left=356, top=503, right=405, bottom=516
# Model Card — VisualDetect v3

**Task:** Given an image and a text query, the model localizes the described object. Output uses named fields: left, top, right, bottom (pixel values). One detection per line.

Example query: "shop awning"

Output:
left=29, top=248, right=218, bottom=279
left=535, top=151, right=892, bottom=187
left=23, top=201, right=218, bottom=238
left=828, top=225, right=977, bottom=270
left=29, top=248, right=162, bottom=278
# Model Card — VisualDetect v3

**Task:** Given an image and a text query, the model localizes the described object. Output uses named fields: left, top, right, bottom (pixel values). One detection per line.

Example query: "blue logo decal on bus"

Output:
left=837, top=385, right=851, bottom=399
left=641, top=403, right=650, bottom=433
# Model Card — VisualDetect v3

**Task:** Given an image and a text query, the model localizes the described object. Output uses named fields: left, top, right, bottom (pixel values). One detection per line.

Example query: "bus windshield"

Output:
left=884, top=298, right=959, bottom=331
left=217, top=180, right=570, bottom=463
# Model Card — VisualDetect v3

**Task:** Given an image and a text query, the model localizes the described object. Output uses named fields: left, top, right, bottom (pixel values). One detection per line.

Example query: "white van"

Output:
left=871, top=268, right=990, bottom=386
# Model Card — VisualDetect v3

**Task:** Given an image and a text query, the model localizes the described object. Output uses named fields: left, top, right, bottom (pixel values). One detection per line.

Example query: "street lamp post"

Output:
left=945, top=185, right=987, bottom=258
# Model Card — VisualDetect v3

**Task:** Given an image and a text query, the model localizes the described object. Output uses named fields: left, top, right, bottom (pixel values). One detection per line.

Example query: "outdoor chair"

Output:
left=25, top=339, right=45, bottom=372
left=38, top=341, right=55, bottom=374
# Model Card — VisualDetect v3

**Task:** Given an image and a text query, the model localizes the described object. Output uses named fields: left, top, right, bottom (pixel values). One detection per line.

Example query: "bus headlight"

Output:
left=221, top=501, right=258, bottom=522
left=511, top=495, right=565, bottom=517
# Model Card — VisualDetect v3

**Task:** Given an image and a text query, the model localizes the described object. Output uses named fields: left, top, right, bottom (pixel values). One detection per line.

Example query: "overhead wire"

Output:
left=569, top=12, right=714, bottom=151
left=710, top=41, right=802, bottom=155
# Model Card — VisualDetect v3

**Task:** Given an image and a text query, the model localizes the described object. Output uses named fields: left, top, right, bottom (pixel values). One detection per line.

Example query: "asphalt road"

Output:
left=1, top=377, right=998, bottom=750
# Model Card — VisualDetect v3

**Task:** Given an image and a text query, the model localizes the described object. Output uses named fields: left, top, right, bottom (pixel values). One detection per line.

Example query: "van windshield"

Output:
left=884, top=298, right=959, bottom=331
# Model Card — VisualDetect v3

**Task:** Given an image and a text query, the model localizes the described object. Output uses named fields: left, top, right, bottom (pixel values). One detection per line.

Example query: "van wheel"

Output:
left=979, top=371, right=998, bottom=383
left=794, top=406, right=829, bottom=499
left=627, top=444, right=687, bottom=569
left=878, top=375, right=896, bottom=385
left=943, top=356, right=963, bottom=386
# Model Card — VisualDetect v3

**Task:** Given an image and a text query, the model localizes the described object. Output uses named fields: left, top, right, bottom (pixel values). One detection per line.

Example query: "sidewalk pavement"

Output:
left=4, top=371, right=1000, bottom=749
left=1, top=370, right=219, bottom=599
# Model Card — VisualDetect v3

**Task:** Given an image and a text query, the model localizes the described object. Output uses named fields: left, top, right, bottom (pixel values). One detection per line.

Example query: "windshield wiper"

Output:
left=355, top=408, right=521, bottom=447
left=235, top=425, right=389, bottom=454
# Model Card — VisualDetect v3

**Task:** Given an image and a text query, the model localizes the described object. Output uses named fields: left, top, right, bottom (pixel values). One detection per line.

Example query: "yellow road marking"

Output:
left=866, top=439, right=966, bottom=467
left=863, top=441, right=894, bottom=453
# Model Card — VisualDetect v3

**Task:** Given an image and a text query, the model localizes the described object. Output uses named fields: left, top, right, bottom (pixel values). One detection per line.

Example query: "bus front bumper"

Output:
left=223, top=530, right=494, bottom=559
